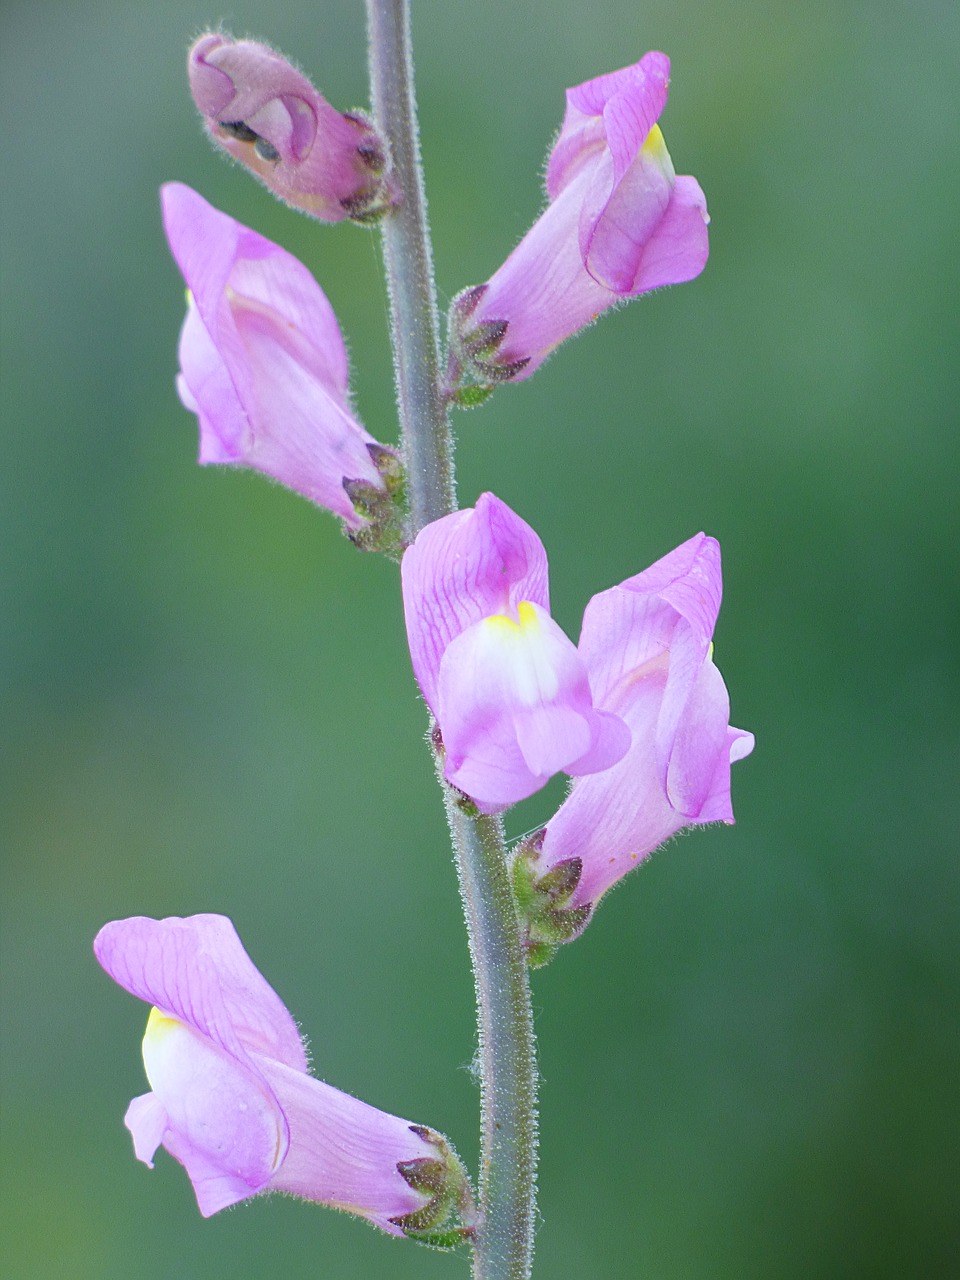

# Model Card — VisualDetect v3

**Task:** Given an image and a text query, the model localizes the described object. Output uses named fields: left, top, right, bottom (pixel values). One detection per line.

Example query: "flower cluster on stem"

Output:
left=96, top=14, right=752, bottom=1280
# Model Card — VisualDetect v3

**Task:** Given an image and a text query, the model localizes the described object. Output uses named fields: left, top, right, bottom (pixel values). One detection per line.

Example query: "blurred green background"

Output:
left=3, top=0, right=958, bottom=1276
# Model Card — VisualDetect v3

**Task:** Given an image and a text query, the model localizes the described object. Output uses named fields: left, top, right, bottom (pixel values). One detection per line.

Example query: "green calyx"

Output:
left=511, top=837, right=592, bottom=968
left=339, top=113, right=399, bottom=224
left=389, top=1126, right=477, bottom=1248
left=341, top=184, right=396, bottom=225
left=450, top=382, right=496, bottom=409
left=344, top=445, right=408, bottom=557
left=444, top=287, right=530, bottom=408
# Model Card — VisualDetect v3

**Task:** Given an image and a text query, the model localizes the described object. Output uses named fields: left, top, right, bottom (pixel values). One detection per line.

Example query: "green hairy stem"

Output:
left=365, top=2, right=539, bottom=1275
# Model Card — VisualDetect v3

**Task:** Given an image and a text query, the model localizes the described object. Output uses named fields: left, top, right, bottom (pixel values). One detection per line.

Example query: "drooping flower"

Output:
left=401, top=493, right=630, bottom=811
left=161, top=182, right=400, bottom=532
left=512, top=534, right=754, bottom=963
left=448, top=52, right=709, bottom=390
left=188, top=33, right=394, bottom=222
left=94, top=914, right=473, bottom=1239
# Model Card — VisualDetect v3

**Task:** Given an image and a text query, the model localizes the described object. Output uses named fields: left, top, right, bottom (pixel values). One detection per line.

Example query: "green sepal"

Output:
left=389, top=1127, right=476, bottom=1249
left=338, top=112, right=398, bottom=224
left=339, top=172, right=395, bottom=224
left=394, top=1158, right=446, bottom=1218
left=543, top=903, right=592, bottom=940
left=460, top=318, right=509, bottom=361
left=449, top=284, right=486, bottom=325
left=343, top=445, right=408, bottom=558
left=399, top=1226, right=476, bottom=1249
left=451, top=383, right=496, bottom=409
left=343, top=111, right=388, bottom=177
left=444, top=285, right=530, bottom=409
left=525, top=938, right=558, bottom=969
left=450, top=787, right=481, bottom=817
left=512, top=841, right=593, bottom=966
left=342, top=191, right=395, bottom=225
left=532, top=856, right=583, bottom=906
left=471, top=353, right=531, bottom=383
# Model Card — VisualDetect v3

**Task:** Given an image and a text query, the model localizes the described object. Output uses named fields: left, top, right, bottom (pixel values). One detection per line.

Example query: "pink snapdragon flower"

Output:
left=162, top=182, right=394, bottom=528
left=94, top=914, right=470, bottom=1235
left=514, top=534, right=754, bottom=957
left=450, top=53, right=709, bottom=384
left=188, top=34, right=392, bottom=221
left=401, top=493, right=630, bottom=810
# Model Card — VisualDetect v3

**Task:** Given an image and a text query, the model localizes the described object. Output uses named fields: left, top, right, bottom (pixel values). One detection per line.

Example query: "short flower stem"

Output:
left=365, top=3, right=538, bottom=1276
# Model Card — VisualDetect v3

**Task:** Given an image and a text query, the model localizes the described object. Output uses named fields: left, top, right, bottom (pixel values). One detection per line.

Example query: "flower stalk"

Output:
left=365, top=2, right=538, bottom=1275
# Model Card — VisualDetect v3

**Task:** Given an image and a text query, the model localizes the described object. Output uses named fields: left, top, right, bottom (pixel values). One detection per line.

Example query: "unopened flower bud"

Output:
left=188, top=33, right=395, bottom=222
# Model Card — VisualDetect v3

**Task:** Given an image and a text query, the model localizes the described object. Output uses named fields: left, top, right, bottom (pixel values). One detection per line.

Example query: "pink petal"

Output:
left=176, top=297, right=249, bottom=463
left=580, top=141, right=674, bottom=293
left=630, top=174, right=710, bottom=294
left=188, top=34, right=237, bottom=117
left=260, top=1057, right=434, bottom=1234
left=547, top=53, right=670, bottom=197
left=139, top=1011, right=287, bottom=1216
left=124, top=1092, right=167, bottom=1168
left=540, top=655, right=745, bottom=907
left=401, top=493, right=549, bottom=715
left=566, top=707, right=633, bottom=776
left=545, top=115, right=607, bottom=200
left=93, top=914, right=307, bottom=1072
left=597, top=53, right=671, bottom=185
left=473, top=167, right=617, bottom=378
left=437, top=602, right=627, bottom=810
left=161, top=184, right=384, bottom=521
left=579, top=533, right=720, bottom=709
left=231, top=300, right=381, bottom=522
left=162, top=183, right=350, bottom=401
left=696, top=725, right=756, bottom=824
left=666, top=655, right=733, bottom=816
left=246, top=95, right=317, bottom=164
left=540, top=668, right=681, bottom=906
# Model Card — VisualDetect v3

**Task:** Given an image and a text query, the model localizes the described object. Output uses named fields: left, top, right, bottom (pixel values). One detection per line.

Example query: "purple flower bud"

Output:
left=161, top=182, right=397, bottom=528
left=401, top=493, right=630, bottom=810
left=450, top=53, right=709, bottom=385
left=188, top=33, right=394, bottom=222
left=516, top=534, right=753, bottom=955
left=94, top=914, right=472, bottom=1236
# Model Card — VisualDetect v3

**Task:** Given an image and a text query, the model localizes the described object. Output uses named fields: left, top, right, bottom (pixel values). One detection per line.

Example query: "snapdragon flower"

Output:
left=449, top=52, right=709, bottom=387
left=188, top=34, right=393, bottom=222
left=94, top=914, right=472, bottom=1238
left=512, top=534, right=754, bottom=962
left=162, top=182, right=398, bottom=530
left=401, top=492, right=630, bottom=810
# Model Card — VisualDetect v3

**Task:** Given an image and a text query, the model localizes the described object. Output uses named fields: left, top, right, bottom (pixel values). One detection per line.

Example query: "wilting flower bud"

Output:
left=513, top=534, right=754, bottom=964
left=94, top=914, right=474, bottom=1241
left=401, top=493, right=630, bottom=811
left=188, top=33, right=394, bottom=222
left=161, top=182, right=401, bottom=533
left=448, top=52, right=709, bottom=391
